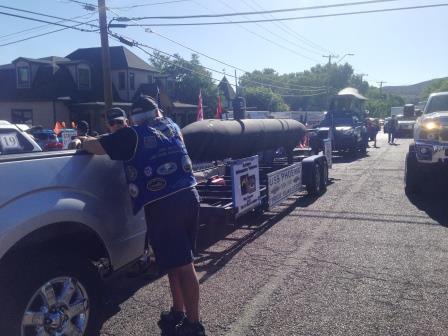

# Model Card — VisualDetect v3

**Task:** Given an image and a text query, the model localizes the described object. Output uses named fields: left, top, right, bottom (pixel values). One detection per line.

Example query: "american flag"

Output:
left=197, top=89, right=204, bottom=121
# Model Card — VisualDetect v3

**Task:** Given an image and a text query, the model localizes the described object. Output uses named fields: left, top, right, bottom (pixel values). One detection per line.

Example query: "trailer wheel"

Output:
left=306, top=163, right=322, bottom=196
left=320, top=160, right=328, bottom=191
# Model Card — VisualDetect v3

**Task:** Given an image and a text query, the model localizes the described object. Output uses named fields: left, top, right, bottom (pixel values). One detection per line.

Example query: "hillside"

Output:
left=383, top=77, right=448, bottom=103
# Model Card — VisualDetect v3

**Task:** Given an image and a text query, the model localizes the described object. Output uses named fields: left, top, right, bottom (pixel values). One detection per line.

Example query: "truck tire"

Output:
left=404, top=150, right=421, bottom=195
left=0, top=251, right=101, bottom=336
left=320, top=160, right=329, bottom=191
left=306, top=163, right=322, bottom=195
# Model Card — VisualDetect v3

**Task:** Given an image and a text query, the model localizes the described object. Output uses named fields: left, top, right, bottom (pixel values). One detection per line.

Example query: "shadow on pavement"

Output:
left=96, top=191, right=324, bottom=334
left=332, top=152, right=369, bottom=164
left=407, top=192, right=448, bottom=227
left=195, top=191, right=324, bottom=284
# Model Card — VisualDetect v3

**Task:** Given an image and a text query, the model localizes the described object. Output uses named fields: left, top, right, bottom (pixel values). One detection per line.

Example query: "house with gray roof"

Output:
left=0, top=46, right=161, bottom=131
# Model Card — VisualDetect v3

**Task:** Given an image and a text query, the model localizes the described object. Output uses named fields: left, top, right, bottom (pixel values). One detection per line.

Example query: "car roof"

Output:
left=429, top=92, right=448, bottom=98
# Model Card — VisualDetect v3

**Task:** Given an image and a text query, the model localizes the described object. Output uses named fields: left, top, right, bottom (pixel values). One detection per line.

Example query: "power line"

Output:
left=112, top=0, right=192, bottom=10
left=218, top=0, right=323, bottom=57
left=246, top=0, right=332, bottom=55
left=0, top=19, right=98, bottom=47
left=121, top=0, right=401, bottom=20
left=145, top=29, right=326, bottom=90
left=0, top=12, right=97, bottom=42
left=107, top=5, right=326, bottom=91
left=0, top=11, right=99, bottom=32
left=190, top=0, right=320, bottom=64
left=109, top=31, right=328, bottom=95
left=0, top=5, right=98, bottom=28
left=115, top=4, right=448, bottom=26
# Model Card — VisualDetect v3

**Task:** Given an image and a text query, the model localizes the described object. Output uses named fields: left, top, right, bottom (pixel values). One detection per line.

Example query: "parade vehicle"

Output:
left=0, top=114, right=329, bottom=335
left=405, top=92, right=448, bottom=193
left=182, top=117, right=330, bottom=224
left=309, top=88, right=369, bottom=156
left=395, top=104, right=421, bottom=138
left=0, top=131, right=149, bottom=335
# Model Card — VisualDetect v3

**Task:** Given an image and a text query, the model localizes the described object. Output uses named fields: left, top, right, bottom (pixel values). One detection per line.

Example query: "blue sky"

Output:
left=0, top=0, right=447, bottom=87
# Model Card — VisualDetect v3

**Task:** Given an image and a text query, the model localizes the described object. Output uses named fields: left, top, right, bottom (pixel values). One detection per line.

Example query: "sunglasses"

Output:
left=109, top=120, right=124, bottom=126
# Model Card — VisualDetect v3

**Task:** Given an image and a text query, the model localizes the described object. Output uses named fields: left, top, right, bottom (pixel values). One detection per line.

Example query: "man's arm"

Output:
left=80, top=136, right=107, bottom=155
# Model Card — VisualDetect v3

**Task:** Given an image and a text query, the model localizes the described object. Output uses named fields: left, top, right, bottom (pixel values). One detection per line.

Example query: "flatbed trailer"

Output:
left=194, top=149, right=329, bottom=225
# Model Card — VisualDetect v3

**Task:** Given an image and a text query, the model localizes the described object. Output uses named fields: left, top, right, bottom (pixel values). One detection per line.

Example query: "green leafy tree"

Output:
left=366, top=87, right=405, bottom=119
left=423, top=79, right=448, bottom=99
left=150, top=52, right=217, bottom=114
left=244, top=87, right=288, bottom=111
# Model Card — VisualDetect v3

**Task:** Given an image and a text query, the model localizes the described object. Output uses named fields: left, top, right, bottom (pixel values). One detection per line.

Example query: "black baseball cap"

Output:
left=76, top=120, right=89, bottom=133
left=131, top=95, right=158, bottom=115
left=106, top=108, right=127, bottom=123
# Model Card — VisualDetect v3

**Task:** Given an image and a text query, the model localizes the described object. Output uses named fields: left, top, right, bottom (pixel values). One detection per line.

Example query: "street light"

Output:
left=336, top=53, right=355, bottom=64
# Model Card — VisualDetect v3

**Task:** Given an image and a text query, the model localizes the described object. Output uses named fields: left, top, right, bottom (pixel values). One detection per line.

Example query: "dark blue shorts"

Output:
left=145, top=187, right=200, bottom=272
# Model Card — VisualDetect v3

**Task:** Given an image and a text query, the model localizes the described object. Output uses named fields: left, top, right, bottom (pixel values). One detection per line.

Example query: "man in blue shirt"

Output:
left=81, top=97, right=205, bottom=336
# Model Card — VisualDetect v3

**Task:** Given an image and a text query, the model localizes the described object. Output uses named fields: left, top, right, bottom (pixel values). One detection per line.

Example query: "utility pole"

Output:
left=359, top=73, right=368, bottom=82
left=322, top=54, right=339, bottom=65
left=98, top=0, right=113, bottom=109
left=377, top=81, right=387, bottom=98
left=234, top=69, right=238, bottom=95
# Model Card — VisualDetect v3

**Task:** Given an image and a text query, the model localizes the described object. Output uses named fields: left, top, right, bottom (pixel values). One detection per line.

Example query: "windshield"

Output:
left=426, top=95, right=448, bottom=114
left=320, top=116, right=357, bottom=127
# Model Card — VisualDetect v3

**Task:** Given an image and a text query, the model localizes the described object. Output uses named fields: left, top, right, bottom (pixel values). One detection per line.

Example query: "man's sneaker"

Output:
left=175, top=319, right=206, bottom=336
left=158, top=308, right=186, bottom=335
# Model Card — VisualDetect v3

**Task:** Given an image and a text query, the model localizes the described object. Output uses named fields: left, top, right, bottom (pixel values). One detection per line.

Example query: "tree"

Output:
left=366, top=87, right=405, bottom=119
left=244, top=87, right=288, bottom=111
left=423, top=79, right=448, bottom=99
left=149, top=52, right=218, bottom=114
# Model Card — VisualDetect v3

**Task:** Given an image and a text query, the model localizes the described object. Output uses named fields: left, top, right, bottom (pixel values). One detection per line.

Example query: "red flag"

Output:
left=197, top=89, right=204, bottom=121
left=215, top=95, right=222, bottom=119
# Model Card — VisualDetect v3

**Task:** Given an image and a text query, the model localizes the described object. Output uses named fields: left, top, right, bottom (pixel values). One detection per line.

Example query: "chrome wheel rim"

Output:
left=21, top=276, right=89, bottom=336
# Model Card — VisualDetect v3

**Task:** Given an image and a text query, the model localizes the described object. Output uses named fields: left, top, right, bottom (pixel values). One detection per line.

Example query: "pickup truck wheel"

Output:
left=0, top=252, right=101, bottom=336
left=306, top=163, right=322, bottom=195
left=405, top=151, right=421, bottom=195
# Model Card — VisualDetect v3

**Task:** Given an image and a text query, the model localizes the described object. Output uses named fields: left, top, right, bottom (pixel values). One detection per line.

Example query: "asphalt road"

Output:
left=100, top=132, right=448, bottom=336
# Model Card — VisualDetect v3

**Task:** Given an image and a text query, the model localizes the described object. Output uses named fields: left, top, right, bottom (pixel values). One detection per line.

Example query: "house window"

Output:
left=11, top=109, right=33, bottom=125
left=118, top=72, right=126, bottom=90
left=129, top=72, right=135, bottom=90
left=17, top=66, right=30, bottom=88
left=78, top=67, right=91, bottom=89
left=147, top=75, right=153, bottom=84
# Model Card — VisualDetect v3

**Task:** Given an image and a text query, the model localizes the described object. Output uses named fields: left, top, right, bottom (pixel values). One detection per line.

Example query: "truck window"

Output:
left=0, top=129, right=35, bottom=154
left=426, top=95, right=448, bottom=114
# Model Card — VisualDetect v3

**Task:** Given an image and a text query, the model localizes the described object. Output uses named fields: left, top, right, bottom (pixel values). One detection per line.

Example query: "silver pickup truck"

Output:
left=0, top=123, right=147, bottom=335
left=404, top=92, right=448, bottom=193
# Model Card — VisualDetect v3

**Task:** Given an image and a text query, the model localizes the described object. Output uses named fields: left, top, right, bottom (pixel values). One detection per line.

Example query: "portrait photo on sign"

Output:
left=240, top=174, right=256, bottom=195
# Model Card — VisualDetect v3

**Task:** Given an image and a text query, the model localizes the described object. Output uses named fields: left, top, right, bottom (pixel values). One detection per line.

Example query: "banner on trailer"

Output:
left=323, top=138, right=332, bottom=168
left=231, top=155, right=260, bottom=216
left=267, top=162, right=302, bottom=209
left=61, top=129, right=78, bottom=149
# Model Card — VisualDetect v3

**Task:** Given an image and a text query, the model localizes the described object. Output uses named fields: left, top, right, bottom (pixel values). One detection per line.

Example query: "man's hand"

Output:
left=78, top=137, right=106, bottom=155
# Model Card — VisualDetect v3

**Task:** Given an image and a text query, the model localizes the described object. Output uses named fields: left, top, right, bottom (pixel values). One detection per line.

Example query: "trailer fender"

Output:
left=302, top=154, right=327, bottom=187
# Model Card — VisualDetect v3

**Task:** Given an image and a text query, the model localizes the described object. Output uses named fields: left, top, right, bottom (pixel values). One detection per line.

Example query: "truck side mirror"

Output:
left=415, top=110, right=422, bottom=117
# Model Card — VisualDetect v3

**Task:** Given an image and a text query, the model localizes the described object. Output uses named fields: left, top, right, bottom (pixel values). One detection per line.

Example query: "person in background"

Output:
left=388, top=115, right=398, bottom=144
left=78, top=97, right=205, bottom=336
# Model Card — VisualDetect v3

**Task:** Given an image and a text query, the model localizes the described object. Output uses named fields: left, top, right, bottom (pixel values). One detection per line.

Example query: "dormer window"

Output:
left=78, top=66, right=91, bottom=89
left=17, top=66, right=30, bottom=88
